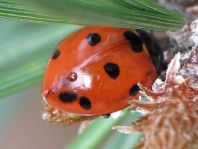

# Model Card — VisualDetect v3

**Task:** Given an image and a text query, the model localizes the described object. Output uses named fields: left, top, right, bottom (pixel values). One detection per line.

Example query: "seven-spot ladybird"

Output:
left=42, top=26, right=162, bottom=116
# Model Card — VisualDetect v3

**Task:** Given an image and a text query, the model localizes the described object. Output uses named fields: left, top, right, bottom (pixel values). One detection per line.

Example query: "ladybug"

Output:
left=42, top=26, right=162, bottom=117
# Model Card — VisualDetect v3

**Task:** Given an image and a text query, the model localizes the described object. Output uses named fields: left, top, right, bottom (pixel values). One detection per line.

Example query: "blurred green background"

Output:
left=0, top=0, right=184, bottom=149
left=0, top=20, right=81, bottom=149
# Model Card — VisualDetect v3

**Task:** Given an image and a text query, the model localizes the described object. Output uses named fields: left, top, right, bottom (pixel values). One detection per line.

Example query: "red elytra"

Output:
left=42, top=26, right=161, bottom=115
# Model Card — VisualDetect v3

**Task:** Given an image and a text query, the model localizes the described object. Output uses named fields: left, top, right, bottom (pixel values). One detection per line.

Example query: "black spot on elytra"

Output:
left=104, top=63, right=120, bottom=79
left=129, top=84, right=140, bottom=96
left=87, top=33, right=101, bottom=46
left=124, top=31, right=143, bottom=52
left=79, top=96, right=91, bottom=110
left=59, top=91, right=77, bottom=102
left=52, top=49, right=60, bottom=59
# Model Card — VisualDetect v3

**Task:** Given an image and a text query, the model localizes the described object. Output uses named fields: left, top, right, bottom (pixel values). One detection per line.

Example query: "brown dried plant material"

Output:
left=42, top=104, right=95, bottom=125
left=114, top=20, right=198, bottom=149
left=166, top=0, right=197, bottom=7
left=114, top=74, right=198, bottom=149
left=158, top=0, right=197, bottom=11
left=186, top=5, right=198, bottom=17
left=116, top=80, right=198, bottom=148
left=114, top=89, right=198, bottom=149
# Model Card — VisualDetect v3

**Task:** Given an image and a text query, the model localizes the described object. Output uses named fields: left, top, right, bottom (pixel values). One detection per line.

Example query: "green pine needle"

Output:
left=3, top=0, right=185, bottom=30
left=0, top=0, right=65, bottom=23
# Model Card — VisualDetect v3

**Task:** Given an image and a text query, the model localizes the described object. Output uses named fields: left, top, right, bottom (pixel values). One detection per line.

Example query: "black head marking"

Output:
left=87, top=33, right=101, bottom=46
left=59, top=91, right=77, bottom=103
left=136, top=29, right=163, bottom=74
left=79, top=96, right=91, bottom=110
left=52, top=49, right=60, bottom=59
left=124, top=31, right=143, bottom=52
left=104, top=62, right=120, bottom=79
left=129, top=84, right=140, bottom=96
left=162, top=62, right=168, bottom=71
